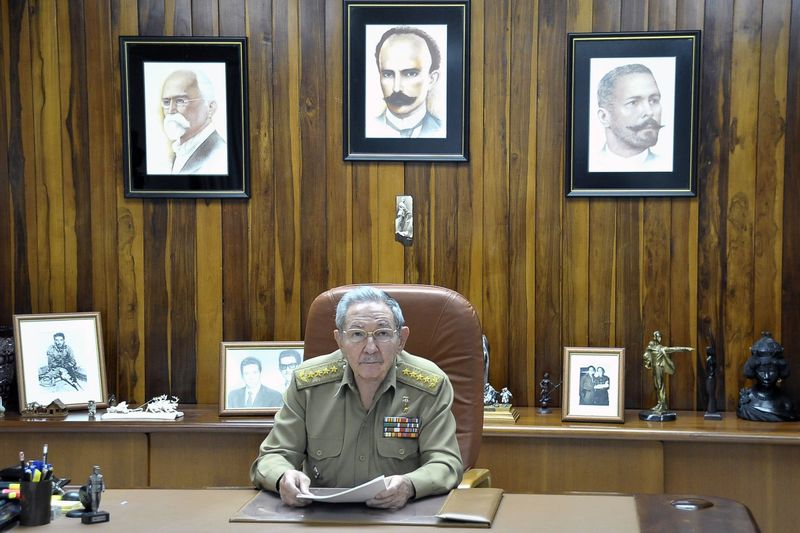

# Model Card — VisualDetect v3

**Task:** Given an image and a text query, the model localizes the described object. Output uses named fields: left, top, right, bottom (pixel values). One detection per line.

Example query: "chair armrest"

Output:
left=458, top=468, right=491, bottom=488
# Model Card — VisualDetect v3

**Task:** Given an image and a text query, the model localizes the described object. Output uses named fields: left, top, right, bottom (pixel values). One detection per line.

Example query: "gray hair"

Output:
left=597, top=63, right=655, bottom=109
left=335, top=286, right=405, bottom=331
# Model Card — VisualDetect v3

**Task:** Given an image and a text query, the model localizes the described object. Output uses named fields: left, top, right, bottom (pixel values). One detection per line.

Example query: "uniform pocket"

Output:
left=377, top=435, right=420, bottom=461
left=307, top=435, right=343, bottom=461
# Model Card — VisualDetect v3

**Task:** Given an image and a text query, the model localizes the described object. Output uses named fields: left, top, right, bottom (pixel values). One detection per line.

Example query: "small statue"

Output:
left=640, top=330, right=693, bottom=421
left=703, top=345, right=722, bottom=420
left=538, top=372, right=561, bottom=414
left=87, top=399, right=97, bottom=419
left=0, top=395, right=5, bottom=418
left=108, top=394, right=117, bottom=407
left=499, top=387, right=513, bottom=405
left=736, top=332, right=798, bottom=422
left=483, top=382, right=498, bottom=406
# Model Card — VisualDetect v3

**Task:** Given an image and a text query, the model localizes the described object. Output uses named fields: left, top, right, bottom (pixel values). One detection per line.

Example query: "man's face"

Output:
left=242, top=363, right=261, bottom=389
left=378, top=34, right=439, bottom=118
left=279, top=354, right=300, bottom=382
left=334, top=301, right=409, bottom=385
left=586, top=367, right=595, bottom=377
left=54, top=336, right=65, bottom=348
left=161, top=71, right=215, bottom=143
left=598, top=72, right=663, bottom=156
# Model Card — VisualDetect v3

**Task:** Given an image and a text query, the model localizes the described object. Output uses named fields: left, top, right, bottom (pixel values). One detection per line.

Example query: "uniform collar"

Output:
left=335, top=350, right=399, bottom=398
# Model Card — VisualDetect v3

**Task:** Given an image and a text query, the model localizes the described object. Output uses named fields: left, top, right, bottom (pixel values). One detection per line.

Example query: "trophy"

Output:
left=482, top=335, right=519, bottom=423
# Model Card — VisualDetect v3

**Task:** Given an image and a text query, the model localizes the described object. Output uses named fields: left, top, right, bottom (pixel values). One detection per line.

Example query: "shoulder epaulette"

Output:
left=294, top=359, right=345, bottom=389
left=397, top=362, right=444, bottom=394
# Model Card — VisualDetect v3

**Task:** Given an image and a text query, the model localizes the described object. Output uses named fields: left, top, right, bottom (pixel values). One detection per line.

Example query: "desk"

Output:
left=0, top=406, right=792, bottom=531
left=42, top=490, right=755, bottom=532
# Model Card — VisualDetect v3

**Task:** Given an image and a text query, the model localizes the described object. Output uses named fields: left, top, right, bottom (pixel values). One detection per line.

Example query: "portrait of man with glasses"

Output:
left=143, top=63, right=228, bottom=175
left=250, top=286, right=463, bottom=510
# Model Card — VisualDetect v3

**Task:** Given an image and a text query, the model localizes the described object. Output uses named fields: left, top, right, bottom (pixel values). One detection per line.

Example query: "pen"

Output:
left=0, top=482, right=20, bottom=490
left=43, top=443, right=48, bottom=464
left=19, top=451, right=25, bottom=482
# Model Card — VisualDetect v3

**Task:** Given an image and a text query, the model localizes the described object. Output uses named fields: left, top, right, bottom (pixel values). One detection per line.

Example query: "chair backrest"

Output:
left=303, top=284, right=484, bottom=469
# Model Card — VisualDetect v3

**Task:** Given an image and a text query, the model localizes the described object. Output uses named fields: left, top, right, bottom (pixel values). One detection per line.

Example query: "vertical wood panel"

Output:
left=1, top=0, right=798, bottom=411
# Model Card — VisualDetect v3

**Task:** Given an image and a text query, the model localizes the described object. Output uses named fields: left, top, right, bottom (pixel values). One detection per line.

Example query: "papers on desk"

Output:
left=296, top=475, right=388, bottom=503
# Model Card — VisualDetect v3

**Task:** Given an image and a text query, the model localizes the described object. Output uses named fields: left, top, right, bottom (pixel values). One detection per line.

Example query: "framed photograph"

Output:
left=120, top=36, right=249, bottom=198
left=565, top=31, right=701, bottom=196
left=343, top=0, right=470, bottom=161
left=13, top=312, right=108, bottom=410
left=219, top=341, right=304, bottom=416
left=562, top=347, right=625, bottom=423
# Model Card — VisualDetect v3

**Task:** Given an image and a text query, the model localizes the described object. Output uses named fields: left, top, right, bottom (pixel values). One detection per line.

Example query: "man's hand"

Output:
left=366, top=475, right=414, bottom=509
left=278, top=469, right=312, bottom=507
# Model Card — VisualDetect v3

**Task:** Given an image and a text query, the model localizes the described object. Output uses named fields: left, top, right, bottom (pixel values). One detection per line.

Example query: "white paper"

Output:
left=296, top=475, right=388, bottom=503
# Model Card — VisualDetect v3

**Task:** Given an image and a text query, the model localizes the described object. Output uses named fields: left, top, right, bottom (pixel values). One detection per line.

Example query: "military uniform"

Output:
left=250, top=350, right=463, bottom=499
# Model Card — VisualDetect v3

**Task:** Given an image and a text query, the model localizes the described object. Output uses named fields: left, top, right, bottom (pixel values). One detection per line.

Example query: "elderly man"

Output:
left=250, top=286, right=463, bottom=509
left=593, top=63, right=668, bottom=171
left=160, top=69, right=227, bottom=174
left=368, top=26, right=444, bottom=138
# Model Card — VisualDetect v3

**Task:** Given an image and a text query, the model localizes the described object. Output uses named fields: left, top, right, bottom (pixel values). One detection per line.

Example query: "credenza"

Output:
left=2, top=405, right=797, bottom=532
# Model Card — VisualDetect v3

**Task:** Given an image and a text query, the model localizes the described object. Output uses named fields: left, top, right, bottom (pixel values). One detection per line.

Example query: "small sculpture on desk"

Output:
left=499, top=387, right=513, bottom=405
left=640, top=330, right=693, bottom=422
left=87, top=399, right=97, bottom=419
left=0, top=395, right=5, bottom=418
left=736, top=332, right=798, bottom=422
left=483, top=383, right=498, bottom=406
left=702, top=345, right=722, bottom=420
left=108, top=393, right=117, bottom=407
left=75, top=466, right=110, bottom=524
left=538, top=372, right=561, bottom=414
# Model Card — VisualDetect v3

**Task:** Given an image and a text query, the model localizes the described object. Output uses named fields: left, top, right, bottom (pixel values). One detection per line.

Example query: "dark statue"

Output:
left=537, top=372, right=561, bottom=414
left=703, top=345, right=722, bottom=420
left=736, top=332, right=798, bottom=422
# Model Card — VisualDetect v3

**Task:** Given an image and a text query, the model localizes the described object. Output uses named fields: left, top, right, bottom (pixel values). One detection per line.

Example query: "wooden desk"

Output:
left=0, top=406, right=791, bottom=531
left=478, top=408, right=799, bottom=533
left=41, top=489, right=756, bottom=532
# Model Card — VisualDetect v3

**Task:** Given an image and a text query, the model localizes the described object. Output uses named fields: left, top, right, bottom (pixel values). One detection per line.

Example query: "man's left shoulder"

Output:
left=396, top=352, right=446, bottom=395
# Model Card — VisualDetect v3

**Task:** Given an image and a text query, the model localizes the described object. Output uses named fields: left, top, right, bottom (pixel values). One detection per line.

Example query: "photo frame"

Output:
left=13, top=312, right=108, bottom=410
left=219, top=341, right=304, bottom=416
left=562, top=347, right=625, bottom=423
left=120, top=37, right=249, bottom=198
left=343, top=0, right=470, bottom=161
left=565, top=31, right=701, bottom=196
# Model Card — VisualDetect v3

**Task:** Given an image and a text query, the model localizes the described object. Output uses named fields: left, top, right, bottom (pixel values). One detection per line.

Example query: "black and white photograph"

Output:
left=562, top=347, right=625, bottom=423
left=13, top=312, right=108, bottom=410
left=344, top=0, right=470, bottom=161
left=120, top=37, right=249, bottom=198
left=219, top=341, right=303, bottom=416
left=566, top=31, right=701, bottom=196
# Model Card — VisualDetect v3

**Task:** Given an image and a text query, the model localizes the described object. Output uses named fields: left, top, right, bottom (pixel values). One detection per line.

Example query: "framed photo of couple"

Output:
left=13, top=312, right=108, bottom=410
left=343, top=0, right=470, bottom=161
left=565, top=31, right=701, bottom=196
left=219, top=341, right=304, bottom=416
left=562, top=347, right=625, bottom=423
left=120, top=37, right=249, bottom=198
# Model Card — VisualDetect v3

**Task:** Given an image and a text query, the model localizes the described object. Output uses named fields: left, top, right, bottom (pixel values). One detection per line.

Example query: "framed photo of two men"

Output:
left=120, top=37, right=249, bottom=198
left=566, top=31, right=701, bottom=197
left=343, top=0, right=470, bottom=161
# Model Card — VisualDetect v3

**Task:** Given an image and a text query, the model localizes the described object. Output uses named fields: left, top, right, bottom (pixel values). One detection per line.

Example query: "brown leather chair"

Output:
left=303, top=283, right=490, bottom=487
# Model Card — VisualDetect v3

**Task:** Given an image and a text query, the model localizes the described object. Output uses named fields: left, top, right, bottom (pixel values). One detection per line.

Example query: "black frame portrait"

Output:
left=566, top=31, right=701, bottom=197
left=13, top=312, right=108, bottom=410
left=219, top=341, right=304, bottom=416
left=344, top=0, right=470, bottom=161
left=120, top=37, right=249, bottom=198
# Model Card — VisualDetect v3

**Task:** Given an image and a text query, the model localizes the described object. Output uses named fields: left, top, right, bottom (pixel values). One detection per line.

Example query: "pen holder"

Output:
left=20, top=480, right=52, bottom=526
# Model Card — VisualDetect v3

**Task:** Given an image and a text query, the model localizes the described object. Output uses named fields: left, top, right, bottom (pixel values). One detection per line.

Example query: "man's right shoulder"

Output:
left=294, top=352, right=345, bottom=390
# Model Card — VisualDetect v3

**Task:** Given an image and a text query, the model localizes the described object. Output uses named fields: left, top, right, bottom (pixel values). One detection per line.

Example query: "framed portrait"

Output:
left=565, top=31, right=701, bottom=196
left=120, top=36, right=249, bottom=198
left=13, top=312, right=108, bottom=410
left=219, top=341, right=304, bottom=416
left=562, top=347, right=625, bottom=423
left=343, top=0, right=470, bottom=161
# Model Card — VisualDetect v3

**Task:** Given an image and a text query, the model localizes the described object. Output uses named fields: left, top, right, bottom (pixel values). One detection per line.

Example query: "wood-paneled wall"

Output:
left=1, top=0, right=798, bottom=412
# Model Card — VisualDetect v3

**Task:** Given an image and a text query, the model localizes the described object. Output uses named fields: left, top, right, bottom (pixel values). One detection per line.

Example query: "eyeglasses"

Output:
left=340, top=328, right=398, bottom=344
left=161, top=97, right=204, bottom=110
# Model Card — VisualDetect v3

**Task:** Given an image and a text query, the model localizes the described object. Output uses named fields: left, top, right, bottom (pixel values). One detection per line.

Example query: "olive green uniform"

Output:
left=250, top=350, right=464, bottom=499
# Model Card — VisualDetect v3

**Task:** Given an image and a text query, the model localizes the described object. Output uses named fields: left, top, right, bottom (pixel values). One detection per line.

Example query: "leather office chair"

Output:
left=303, top=283, right=490, bottom=488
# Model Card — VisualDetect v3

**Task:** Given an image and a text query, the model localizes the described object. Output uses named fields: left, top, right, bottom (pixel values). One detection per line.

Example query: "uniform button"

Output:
left=316, top=450, right=323, bottom=457
left=359, top=455, right=366, bottom=462
left=399, top=448, right=405, bottom=455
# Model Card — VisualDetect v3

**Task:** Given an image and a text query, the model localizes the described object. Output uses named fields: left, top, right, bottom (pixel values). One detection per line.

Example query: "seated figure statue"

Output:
left=736, top=332, right=799, bottom=422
